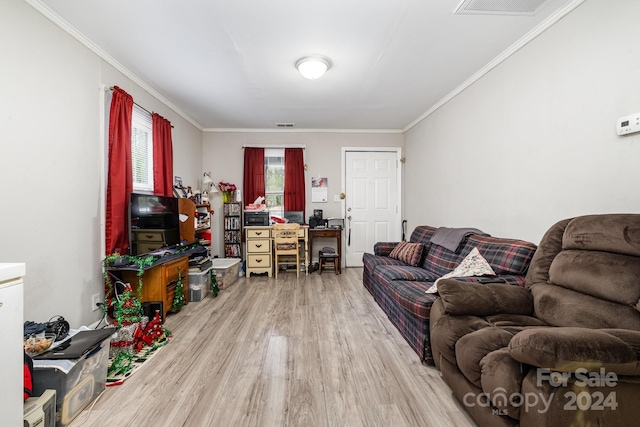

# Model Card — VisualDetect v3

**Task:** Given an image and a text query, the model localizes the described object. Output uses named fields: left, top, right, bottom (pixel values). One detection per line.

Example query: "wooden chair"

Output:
left=273, top=223, right=301, bottom=278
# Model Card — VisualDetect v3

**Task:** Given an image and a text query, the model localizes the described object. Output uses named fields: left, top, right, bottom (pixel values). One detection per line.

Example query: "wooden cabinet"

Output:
left=120, top=255, right=189, bottom=320
left=223, top=202, right=242, bottom=258
left=131, top=228, right=179, bottom=255
left=178, top=198, right=211, bottom=244
left=245, top=226, right=272, bottom=277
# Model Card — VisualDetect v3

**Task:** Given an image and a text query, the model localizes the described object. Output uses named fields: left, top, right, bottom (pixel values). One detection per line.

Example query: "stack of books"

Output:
left=189, top=256, right=212, bottom=272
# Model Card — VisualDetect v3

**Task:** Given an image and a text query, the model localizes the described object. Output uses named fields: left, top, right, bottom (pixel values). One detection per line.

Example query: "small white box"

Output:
left=211, top=258, right=240, bottom=289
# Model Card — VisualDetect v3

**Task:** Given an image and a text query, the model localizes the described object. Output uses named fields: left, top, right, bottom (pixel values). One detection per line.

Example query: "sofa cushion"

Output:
left=465, top=235, right=537, bottom=276
left=426, top=247, right=495, bottom=293
left=374, top=265, right=438, bottom=282
left=549, top=250, right=640, bottom=307
left=531, top=283, right=640, bottom=330
left=382, top=279, right=439, bottom=320
left=562, top=213, right=640, bottom=257
left=389, top=241, right=424, bottom=266
left=509, top=327, right=638, bottom=371
left=438, top=280, right=534, bottom=317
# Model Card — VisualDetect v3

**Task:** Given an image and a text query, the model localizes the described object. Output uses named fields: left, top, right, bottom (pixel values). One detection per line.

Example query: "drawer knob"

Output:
left=256, top=259, right=262, bottom=263
left=256, top=231, right=263, bottom=235
left=256, top=244, right=262, bottom=248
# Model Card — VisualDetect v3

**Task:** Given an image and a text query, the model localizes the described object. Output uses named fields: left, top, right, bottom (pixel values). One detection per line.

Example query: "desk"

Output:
left=309, top=227, right=342, bottom=274
left=244, top=225, right=309, bottom=277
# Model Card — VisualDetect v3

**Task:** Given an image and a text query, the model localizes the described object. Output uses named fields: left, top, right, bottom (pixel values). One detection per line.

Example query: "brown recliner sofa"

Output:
left=430, top=214, right=640, bottom=427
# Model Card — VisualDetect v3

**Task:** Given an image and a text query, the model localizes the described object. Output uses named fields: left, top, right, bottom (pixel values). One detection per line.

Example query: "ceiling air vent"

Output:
left=454, top=0, right=553, bottom=15
left=276, top=123, right=295, bottom=128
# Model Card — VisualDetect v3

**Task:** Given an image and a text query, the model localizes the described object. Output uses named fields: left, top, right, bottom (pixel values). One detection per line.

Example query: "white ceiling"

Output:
left=32, top=0, right=581, bottom=131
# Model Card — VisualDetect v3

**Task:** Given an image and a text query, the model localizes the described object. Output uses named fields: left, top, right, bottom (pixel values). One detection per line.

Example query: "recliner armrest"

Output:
left=509, top=327, right=640, bottom=375
left=437, top=279, right=533, bottom=317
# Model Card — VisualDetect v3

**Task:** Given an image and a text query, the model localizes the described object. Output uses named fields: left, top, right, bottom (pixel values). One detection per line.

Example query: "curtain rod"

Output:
left=242, top=144, right=306, bottom=149
left=109, top=86, right=174, bottom=128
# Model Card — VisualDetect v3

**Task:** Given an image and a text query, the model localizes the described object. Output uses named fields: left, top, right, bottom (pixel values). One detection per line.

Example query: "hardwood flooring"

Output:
left=69, top=268, right=477, bottom=427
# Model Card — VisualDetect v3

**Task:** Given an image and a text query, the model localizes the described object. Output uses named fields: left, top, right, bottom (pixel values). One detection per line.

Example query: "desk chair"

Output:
left=273, top=223, right=301, bottom=278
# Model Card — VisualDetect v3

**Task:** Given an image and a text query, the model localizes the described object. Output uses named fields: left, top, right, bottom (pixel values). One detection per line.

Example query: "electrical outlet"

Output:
left=91, top=293, right=101, bottom=311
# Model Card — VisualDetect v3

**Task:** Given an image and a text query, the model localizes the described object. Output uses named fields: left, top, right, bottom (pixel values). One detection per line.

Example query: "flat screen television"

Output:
left=129, top=193, right=180, bottom=255
left=130, top=193, right=179, bottom=230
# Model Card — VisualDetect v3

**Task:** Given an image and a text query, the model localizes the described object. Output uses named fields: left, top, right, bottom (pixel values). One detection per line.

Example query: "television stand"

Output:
left=130, top=228, right=179, bottom=255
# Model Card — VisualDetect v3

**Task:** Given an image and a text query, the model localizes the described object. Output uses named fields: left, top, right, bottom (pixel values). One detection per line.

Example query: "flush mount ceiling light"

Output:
left=296, top=56, right=332, bottom=80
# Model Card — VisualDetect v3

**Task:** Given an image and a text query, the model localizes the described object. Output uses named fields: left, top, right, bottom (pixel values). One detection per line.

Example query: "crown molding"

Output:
left=203, top=128, right=403, bottom=134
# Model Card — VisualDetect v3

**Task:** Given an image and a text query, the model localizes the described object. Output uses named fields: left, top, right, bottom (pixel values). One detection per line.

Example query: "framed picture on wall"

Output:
left=312, top=177, right=328, bottom=202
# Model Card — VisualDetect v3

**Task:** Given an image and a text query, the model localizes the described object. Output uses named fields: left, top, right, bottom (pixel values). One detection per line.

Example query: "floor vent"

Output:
left=276, top=123, right=295, bottom=128
left=454, top=0, right=552, bottom=15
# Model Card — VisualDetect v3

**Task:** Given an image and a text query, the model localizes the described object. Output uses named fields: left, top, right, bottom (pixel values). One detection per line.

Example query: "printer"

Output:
left=244, top=211, right=269, bottom=226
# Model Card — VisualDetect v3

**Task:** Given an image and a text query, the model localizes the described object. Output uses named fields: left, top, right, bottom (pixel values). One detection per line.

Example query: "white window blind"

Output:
left=264, top=148, right=284, bottom=216
left=131, top=105, right=154, bottom=192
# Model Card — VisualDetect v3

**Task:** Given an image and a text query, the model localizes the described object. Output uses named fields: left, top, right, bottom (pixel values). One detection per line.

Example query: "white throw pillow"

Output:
left=425, top=247, right=496, bottom=293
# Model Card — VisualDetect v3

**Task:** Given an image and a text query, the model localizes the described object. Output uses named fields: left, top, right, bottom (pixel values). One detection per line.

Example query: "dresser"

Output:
left=244, top=226, right=309, bottom=277
left=119, top=255, right=189, bottom=319
left=245, top=226, right=272, bottom=277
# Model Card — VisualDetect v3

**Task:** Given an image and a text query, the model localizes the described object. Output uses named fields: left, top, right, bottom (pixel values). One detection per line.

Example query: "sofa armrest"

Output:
left=437, top=279, right=533, bottom=317
left=509, top=327, right=640, bottom=375
left=374, top=241, right=400, bottom=257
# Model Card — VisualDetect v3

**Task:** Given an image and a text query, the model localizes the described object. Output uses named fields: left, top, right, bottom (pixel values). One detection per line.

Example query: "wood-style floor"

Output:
left=69, top=267, right=477, bottom=427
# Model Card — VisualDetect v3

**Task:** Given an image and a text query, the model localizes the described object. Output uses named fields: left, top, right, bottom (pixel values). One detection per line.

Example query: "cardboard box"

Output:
left=32, top=338, right=110, bottom=426
left=211, top=258, right=240, bottom=289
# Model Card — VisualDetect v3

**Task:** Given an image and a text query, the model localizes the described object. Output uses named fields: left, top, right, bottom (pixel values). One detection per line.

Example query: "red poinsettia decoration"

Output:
left=218, top=181, right=237, bottom=192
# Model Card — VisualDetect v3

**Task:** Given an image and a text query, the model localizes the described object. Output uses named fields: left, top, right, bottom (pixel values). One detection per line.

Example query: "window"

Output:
left=131, top=105, right=153, bottom=192
left=264, top=148, right=284, bottom=216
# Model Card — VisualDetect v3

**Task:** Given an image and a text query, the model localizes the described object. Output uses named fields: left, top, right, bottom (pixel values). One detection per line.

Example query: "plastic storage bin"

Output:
left=188, top=267, right=212, bottom=287
left=189, top=284, right=209, bottom=302
left=32, top=338, right=110, bottom=426
left=211, top=258, right=240, bottom=289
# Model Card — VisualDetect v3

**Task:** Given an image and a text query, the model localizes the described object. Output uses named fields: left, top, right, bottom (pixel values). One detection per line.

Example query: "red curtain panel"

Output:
left=152, top=113, right=174, bottom=197
left=243, top=147, right=265, bottom=205
left=284, top=148, right=305, bottom=218
left=106, top=86, right=134, bottom=255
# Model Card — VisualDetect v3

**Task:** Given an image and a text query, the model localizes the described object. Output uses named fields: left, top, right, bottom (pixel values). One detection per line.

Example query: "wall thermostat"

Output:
left=617, top=112, right=640, bottom=136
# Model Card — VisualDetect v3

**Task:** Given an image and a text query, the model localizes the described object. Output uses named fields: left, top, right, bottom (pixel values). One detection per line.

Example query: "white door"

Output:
left=344, top=150, right=401, bottom=267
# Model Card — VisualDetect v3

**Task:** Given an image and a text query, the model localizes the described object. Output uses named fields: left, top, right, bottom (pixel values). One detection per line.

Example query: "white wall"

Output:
left=404, top=0, right=640, bottom=244
left=0, top=0, right=202, bottom=328
left=202, top=132, right=404, bottom=257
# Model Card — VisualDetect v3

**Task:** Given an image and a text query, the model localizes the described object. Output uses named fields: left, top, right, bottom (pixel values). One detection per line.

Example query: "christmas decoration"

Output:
left=210, top=270, right=219, bottom=297
left=134, top=310, right=164, bottom=352
left=171, top=274, right=186, bottom=312
left=112, top=283, right=143, bottom=328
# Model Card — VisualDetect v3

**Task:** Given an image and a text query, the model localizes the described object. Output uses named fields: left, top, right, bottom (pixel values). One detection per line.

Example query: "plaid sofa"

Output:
left=362, top=226, right=537, bottom=365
